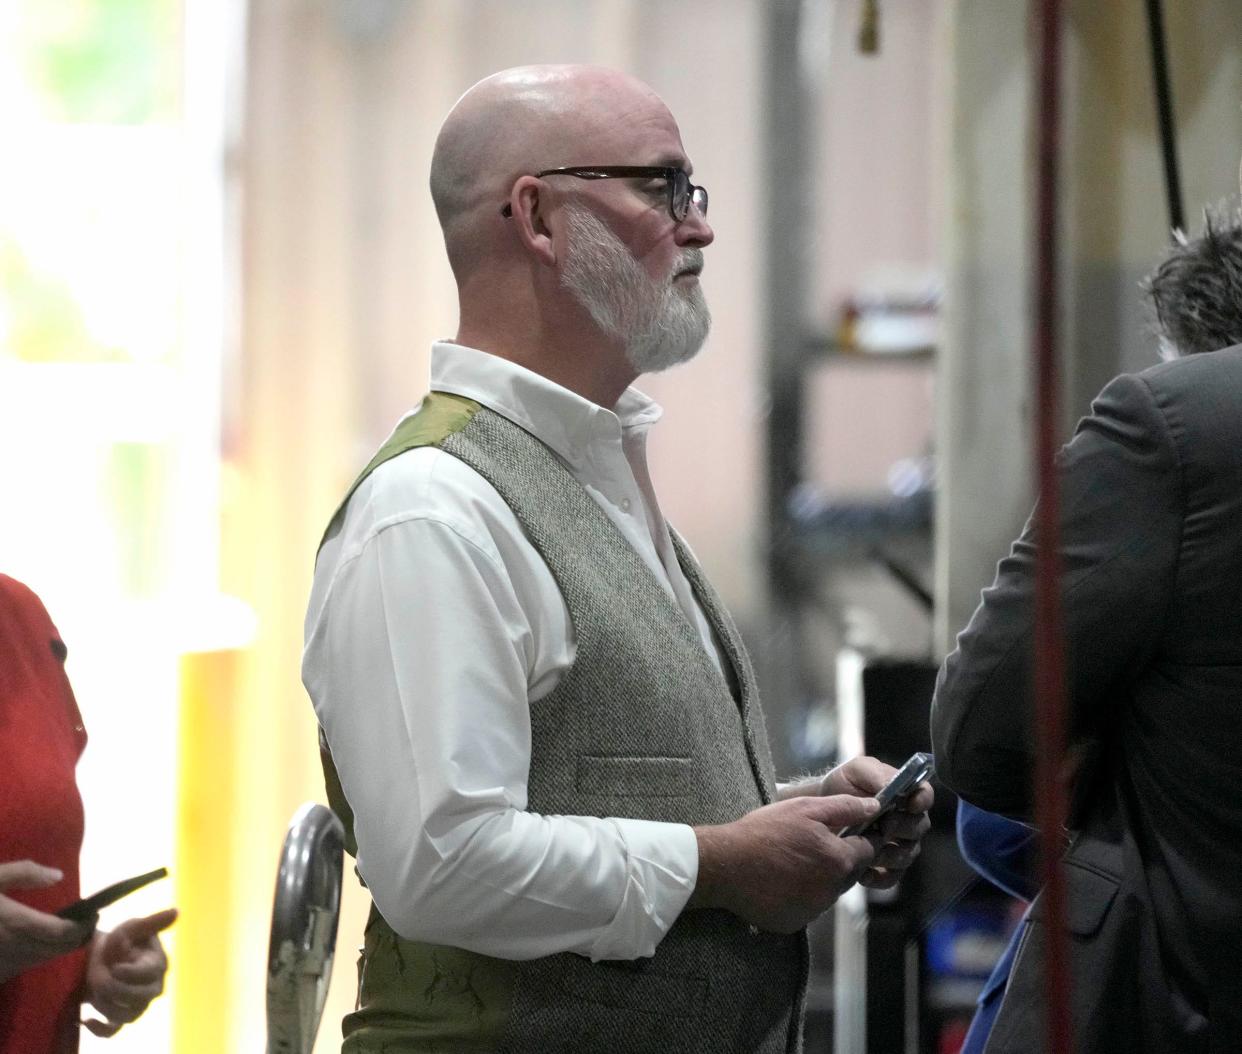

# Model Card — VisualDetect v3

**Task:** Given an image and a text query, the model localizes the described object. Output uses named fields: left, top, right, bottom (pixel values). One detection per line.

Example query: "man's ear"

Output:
left=507, top=176, right=558, bottom=268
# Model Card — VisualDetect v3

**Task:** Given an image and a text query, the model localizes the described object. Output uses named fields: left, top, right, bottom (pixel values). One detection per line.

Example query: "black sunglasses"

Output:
left=500, top=166, right=708, bottom=223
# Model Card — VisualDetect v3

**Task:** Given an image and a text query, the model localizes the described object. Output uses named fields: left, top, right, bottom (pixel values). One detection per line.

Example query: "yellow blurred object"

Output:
left=174, top=648, right=244, bottom=1053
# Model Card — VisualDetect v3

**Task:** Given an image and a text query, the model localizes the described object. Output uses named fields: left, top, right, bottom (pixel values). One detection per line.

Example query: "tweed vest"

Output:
left=319, top=394, right=808, bottom=1053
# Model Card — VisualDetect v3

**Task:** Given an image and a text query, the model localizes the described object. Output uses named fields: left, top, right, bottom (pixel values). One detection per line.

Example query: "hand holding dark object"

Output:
left=689, top=795, right=881, bottom=933
left=57, top=867, right=169, bottom=924
left=0, top=860, right=93, bottom=985
left=818, top=756, right=934, bottom=890
left=82, top=907, right=177, bottom=1037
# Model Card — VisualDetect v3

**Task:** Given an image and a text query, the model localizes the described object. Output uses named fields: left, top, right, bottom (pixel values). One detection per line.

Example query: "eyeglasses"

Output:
left=500, top=166, right=708, bottom=223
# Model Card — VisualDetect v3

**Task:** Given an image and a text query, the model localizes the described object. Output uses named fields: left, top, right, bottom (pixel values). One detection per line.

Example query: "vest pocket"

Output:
left=575, top=755, right=693, bottom=798
left=556, top=953, right=708, bottom=1017
left=504, top=954, right=712, bottom=1053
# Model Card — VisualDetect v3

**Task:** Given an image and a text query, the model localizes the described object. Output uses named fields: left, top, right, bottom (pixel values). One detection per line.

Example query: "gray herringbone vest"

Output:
left=323, top=396, right=808, bottom=1053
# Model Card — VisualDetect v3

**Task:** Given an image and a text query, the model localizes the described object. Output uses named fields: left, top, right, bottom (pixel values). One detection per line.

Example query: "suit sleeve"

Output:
left=931, top=372, right=1183, bottom=820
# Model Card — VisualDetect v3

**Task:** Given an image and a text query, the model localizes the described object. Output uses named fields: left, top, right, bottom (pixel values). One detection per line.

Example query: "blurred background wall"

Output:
left=937, top=0, right=1242, bottom=645
left=927, top=10, right=1242, bottom=1032
left=0, top=0, right=1238, bottom=1051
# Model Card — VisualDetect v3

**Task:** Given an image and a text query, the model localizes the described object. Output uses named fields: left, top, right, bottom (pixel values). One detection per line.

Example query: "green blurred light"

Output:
left=18, top=0, right=180, bottom=125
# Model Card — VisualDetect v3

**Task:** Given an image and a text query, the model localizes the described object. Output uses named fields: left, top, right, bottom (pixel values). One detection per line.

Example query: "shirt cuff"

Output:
left=587, top=819, right=699, bottom=962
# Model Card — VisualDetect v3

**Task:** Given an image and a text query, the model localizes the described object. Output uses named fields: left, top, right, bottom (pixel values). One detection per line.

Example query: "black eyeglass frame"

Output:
left=500, top=166, right=708, bottom=222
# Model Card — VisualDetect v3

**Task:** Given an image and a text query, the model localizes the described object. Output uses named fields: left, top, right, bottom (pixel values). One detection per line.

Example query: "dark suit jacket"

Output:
left=931, top=346, right=1242, bottom=1054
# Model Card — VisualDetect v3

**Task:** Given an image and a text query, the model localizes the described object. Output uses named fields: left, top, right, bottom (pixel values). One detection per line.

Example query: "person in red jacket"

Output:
left=0, top=574, right=175, bottom=1052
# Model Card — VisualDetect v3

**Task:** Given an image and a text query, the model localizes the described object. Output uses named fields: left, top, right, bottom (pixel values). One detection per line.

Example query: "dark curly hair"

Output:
left=1143, top=208, right=1242, bottom=357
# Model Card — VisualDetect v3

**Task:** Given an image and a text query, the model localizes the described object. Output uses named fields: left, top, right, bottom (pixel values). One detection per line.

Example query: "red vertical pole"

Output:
left=1032, top=0, right=1072, bottom=1050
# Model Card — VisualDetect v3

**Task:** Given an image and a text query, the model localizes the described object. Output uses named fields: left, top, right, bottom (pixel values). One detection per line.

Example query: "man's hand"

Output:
left=819, top=756, right=933, bottom=889
left=0, top=860, right=93, bottom=985
left=82, top=908, right=177, bottom=1038
left=689, top=795, right=882, bottom=933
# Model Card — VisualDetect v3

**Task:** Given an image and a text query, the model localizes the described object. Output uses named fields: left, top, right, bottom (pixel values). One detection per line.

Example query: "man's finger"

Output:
left=115, top=908, right=178, bottom=944
left=83, top=1017, right=122, bottom=1038
left=806, top=794, right=882, bottom=829
left=95, top=976, right=162, bottom=1008
left=859, top=867, right=902, bottom=890
left=898, top=780, right=935, bottom=814
left=838, top=834, right=878, bottom=872
left=879, top=809, right=931, bottom=842
left=110, top=958, right=165, bottom=985
left=9, top=901, right=91, bottom=948
left=92, top=996, right=143, bottom=1026
left=874, top=840, right=921, bottom=870
left=0, top=860, right=63, bottom=892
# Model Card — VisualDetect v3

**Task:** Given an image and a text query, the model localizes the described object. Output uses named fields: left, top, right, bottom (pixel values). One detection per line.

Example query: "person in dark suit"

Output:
left=931, top=208, right=1242, bottom=1054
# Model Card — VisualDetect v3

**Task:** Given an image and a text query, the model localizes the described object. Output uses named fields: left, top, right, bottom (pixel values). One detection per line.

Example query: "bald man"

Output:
left=303, top=65, right=931, bottom=1054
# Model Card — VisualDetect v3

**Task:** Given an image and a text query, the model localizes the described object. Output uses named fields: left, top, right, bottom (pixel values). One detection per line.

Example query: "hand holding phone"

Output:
left=57, top=867, right=168, bottom=924
left=838, top=752, right=935, bottom=838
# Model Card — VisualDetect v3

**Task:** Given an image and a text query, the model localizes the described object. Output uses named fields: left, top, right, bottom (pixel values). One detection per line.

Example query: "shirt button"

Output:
left=620, top=498, right=632, bottom=512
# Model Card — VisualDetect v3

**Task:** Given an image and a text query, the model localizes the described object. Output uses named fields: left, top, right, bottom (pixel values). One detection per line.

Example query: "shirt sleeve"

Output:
left=930, top=372, right=1183, bottom=821
left=955, top=801, right=1039, bottom=903
left=303, top=481, right=698, bottom=962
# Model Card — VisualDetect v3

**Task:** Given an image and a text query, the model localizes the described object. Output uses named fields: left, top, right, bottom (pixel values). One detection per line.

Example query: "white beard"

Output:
left=560, top=203, right=711, bottom=375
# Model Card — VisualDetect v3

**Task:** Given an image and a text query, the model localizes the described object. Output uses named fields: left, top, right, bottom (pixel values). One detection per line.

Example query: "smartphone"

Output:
left=839, top=752, right=935, bottom=838
left=56, top=867, right=168, bottom=923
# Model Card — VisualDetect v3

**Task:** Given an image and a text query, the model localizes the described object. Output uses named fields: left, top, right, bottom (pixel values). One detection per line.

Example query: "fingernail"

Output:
left=45, top=867, right=64, bottom=881
left=864, top=799, right=881, bottom=813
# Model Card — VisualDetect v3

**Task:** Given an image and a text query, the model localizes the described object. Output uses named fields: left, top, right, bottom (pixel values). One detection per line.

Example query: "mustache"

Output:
left=673, top=249, right=705, bottom=278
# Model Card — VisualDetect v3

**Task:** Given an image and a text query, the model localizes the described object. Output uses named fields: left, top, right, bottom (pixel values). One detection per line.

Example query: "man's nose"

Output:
left=677, top=205, right=714, bottom=248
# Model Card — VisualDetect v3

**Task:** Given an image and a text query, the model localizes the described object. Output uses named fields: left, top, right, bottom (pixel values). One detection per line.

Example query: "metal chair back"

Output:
left=266, top=802, right=345, bottom=1054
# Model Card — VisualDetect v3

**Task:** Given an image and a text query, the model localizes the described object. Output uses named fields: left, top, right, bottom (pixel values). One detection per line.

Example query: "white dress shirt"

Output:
left=302, top=341, right=723, bottom=962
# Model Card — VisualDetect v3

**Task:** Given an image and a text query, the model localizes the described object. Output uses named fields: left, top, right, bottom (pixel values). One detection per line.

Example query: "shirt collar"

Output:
left=429, top=341, right=663, bottom=467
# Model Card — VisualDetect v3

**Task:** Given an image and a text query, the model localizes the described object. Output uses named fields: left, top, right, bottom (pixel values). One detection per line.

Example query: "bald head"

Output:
left=429, top=65, right=680, bottom=279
